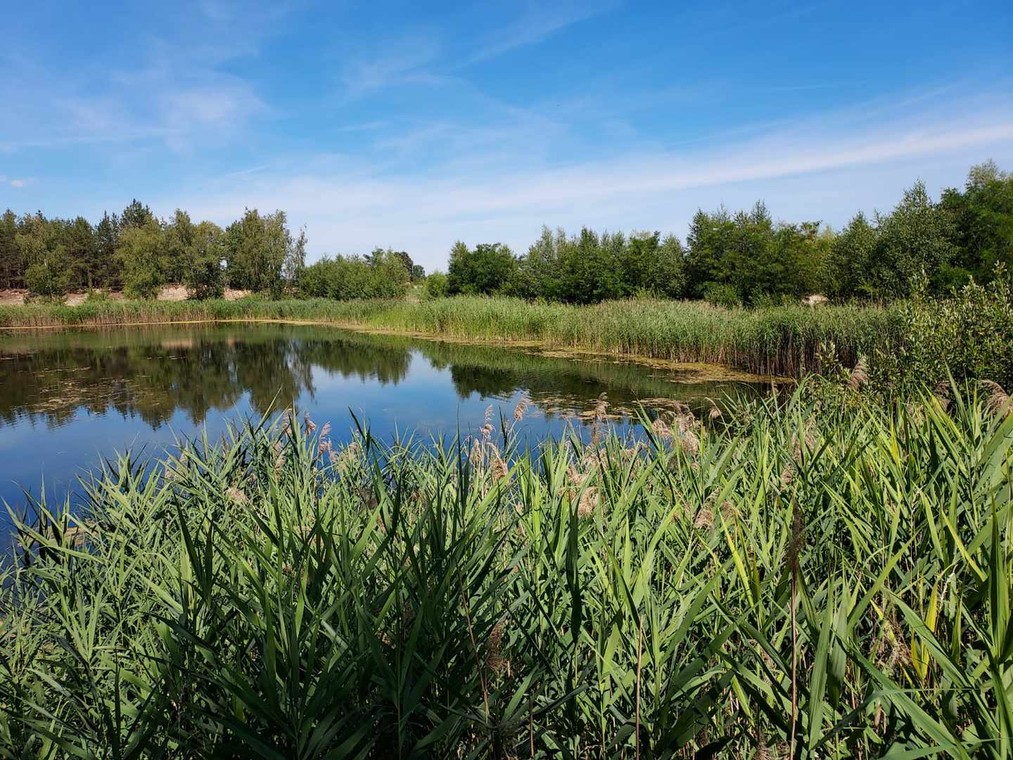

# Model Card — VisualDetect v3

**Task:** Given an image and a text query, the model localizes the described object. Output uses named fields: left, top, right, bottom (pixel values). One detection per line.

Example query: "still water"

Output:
left=0, top=324, right=766, bottom=528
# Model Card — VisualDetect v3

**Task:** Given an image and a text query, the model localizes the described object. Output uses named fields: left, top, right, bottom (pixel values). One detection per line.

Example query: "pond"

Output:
left=0, top=323, right=769, bottom=533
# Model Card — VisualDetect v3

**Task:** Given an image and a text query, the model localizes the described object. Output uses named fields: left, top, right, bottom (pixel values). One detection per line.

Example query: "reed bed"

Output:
left=0, top=297, right=897, bottom=378
left=1, top=383, right=1010, bottom=758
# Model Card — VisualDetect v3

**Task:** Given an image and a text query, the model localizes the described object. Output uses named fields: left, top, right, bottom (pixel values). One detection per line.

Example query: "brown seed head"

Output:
left=847, top=356, right=869, bottom=391
left=981, top=380, right=1012, bottom=417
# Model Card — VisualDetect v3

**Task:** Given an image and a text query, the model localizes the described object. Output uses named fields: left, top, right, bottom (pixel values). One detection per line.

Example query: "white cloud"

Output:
left=9, top=179, right=26, bottom=188
left=156, top=87, right=1013, bottom=271
left=0, top=1, right=281, bottom=154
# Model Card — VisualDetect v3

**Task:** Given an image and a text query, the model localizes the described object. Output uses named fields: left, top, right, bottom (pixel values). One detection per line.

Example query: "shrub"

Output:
left=423, top=271, right=448, bottom=298
left=701, top=281, right=741, bottom=308
left=24, top=258, right=71, bottom=299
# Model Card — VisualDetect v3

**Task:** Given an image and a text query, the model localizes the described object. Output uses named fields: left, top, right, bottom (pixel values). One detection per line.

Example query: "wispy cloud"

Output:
left=335, top=1, right=615, bottom=98
left=160, top=86, right=1013, bottom=270
left=338, top=34, right=444, bottom=96
left=0, top=0, right=284, bottom=154
left=461, top=1, right=617, bottom=67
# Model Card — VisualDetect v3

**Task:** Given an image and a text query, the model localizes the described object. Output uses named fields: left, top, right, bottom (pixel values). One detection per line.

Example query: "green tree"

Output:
left=118, top=219, right=165, bottom=299
left=120, top=199, right=155, bottom=230
left=623, top=231, right=685, bottom=297
left=94, top=212, right=121, bottom=288
left=283, top=228, right=308, bottom=284
left=63, top=216, right=97, bottom=290
left=514, top=227, right=564, bottom=300
left=685, top=208, right=736, bottom=298
left=296, top=251, right=409, bottom=300
left=183, top=221, right=226, bottom=300
left=0, top=210, right=18, bottom=289
left=225, top=209, right=293, bottom=297
left=424, top=271, right=448, bottom=298
left=555, top=228, right=626, bottom=303
left=447, top=242, right=516, bottom=295
left=824, top=213, right=877, bottom=299
left=939, top=161, right=1013, bottom=285
left=870, top=181, right=954, bottom=298
left=163, top=210, right=196, bottom=285
left=17, top=214, right=71, bottom=298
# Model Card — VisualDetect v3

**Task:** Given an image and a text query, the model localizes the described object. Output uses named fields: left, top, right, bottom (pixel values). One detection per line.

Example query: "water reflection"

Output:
left=0, top=324, right=769, bottom=525
left=0, top=325, right=761, bottom=430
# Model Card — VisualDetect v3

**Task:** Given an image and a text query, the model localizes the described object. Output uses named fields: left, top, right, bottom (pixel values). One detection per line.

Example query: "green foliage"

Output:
left=423, top=270, right=449, bottom=298
left=119, top=198, right=155, bottom=229
left=63, top=216, right=98, bottom=289
left=941, top=160, right=1013, bottom=283
left=870, top=181, right=956, bottom=298
left=296, top=250, right=410, bottom=300
left=876, top=269, right=1013, bottom=390
left=825, top=212, right=877, bottom=299
left=2, top=161, right=1013, bottom=307
left=163, top=209, right=196, bottom=285
left=117, top=220, right=166, bottom=299
left=0, top=210, right=18, bottom=290
left=447, top=241, right=517, bottom=295
left=685, top=204, right=828, bottom=304
left=184, top=221, right=227, bottom=300
left=224, top=209, right=293, bottom=296
left=2, top=385, right=1012, bottom=756
left=93, top=211, right=122, bottom=288
left=513, top=227, right=685, bottom=303
left=383, top=249, right=423, bottom=280
left=16, top=214, right=72, bottom=297
left=701, top=281, right=741, bottom=308
left=23, top=259, right=71, bottom=299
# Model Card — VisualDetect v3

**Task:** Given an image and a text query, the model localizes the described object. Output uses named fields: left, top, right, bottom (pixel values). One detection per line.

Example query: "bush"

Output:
left=296, top=252, right=409, bottom=300
left=702, top=282, right=741, bottom=308
left=875, top=269, right=1013, bottom=390
left=24, top=258, right=71, bottom=299
left=423, top=271, right=448, bottom=298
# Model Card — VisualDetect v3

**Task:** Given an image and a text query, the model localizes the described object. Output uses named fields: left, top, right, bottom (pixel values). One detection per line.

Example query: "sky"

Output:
left=1, top=0, right=1012, bottom=271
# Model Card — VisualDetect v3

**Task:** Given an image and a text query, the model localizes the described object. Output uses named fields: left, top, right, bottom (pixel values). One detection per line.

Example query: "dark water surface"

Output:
left=0, top=324, right=766, bottom=529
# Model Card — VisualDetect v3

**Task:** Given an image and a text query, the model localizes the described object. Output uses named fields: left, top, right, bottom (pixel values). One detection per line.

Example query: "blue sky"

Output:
left=1, top=0, right=1012, bottom=270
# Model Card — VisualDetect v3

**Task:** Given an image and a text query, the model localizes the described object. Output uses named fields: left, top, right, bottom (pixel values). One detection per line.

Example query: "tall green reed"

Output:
left=0, top=296, right=897, bottom=380
left=1, top=382, right=1010, bottom=757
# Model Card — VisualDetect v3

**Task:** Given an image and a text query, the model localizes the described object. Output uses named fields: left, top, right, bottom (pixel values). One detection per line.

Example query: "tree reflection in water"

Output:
left=0, top=324, right=765, bottom=430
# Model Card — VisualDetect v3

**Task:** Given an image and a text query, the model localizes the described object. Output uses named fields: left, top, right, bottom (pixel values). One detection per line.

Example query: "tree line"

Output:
left=439, top=161, right=1013, bottom=305
left=0, top=201, right=308, bottom=300
left=295, top=250, right=424, bottom=301
left=0, top=199, right=434, bottom=302
left=2, top=161, right=1010, bottom=305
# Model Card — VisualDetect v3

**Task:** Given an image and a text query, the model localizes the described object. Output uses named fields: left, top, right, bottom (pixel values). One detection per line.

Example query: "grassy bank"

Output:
left=2, top=386, right=1011, bottom=757
left=0, top=296, right=898, bottom=378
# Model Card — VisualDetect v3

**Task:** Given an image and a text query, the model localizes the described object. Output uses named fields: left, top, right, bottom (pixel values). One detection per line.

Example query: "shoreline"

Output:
left=0, top=295, right=893, bottom=378
left=0, top=314, right=789, bottom=384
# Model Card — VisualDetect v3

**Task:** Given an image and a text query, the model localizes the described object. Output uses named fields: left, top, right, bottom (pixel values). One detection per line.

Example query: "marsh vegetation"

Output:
left=1, top=382, right=1011, bottom=757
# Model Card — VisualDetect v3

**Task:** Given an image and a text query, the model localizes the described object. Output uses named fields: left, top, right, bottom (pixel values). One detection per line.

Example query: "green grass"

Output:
left=0, top=296, right=899, bottom=378
left=2, top=384, right=1011, bottom=757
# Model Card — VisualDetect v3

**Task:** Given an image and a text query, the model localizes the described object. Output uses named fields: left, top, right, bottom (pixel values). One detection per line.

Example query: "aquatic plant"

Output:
left=1, top=382, right=1011, bottom=757
left=0, top=296, right=897, bottom=379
